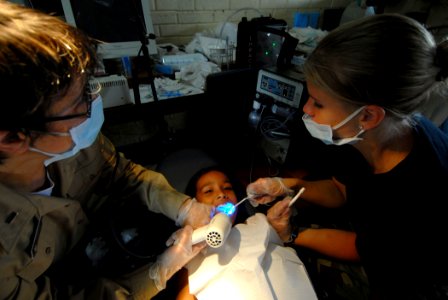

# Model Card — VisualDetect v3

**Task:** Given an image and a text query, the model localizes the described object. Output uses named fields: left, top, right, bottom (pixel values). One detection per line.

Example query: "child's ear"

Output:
left=0, top=130, right=28, bottom=154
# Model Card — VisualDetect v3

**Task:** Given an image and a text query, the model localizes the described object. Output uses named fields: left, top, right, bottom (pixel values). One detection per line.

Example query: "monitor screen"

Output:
left=61, top=0, right=157, bottom=59
left=254, top=31, right=285, bottom=68
left=256, top=68, right=304, bottom=109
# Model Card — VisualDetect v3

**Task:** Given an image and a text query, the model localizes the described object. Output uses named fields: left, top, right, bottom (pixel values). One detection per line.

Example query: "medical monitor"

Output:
left=256, top=68, right=304, bottom=109
left=61, top=0, right=157, bottom=59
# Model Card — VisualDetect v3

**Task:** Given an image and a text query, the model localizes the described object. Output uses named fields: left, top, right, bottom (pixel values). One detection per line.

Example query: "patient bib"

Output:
left=187, top=213, right=317, bottom=300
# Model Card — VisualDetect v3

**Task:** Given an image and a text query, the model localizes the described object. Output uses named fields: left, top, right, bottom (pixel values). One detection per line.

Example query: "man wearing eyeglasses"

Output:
left=0, top=2, right=212, bottom=299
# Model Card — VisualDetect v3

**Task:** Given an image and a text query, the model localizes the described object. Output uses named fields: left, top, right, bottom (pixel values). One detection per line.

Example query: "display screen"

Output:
left=62, top=0, right=158, bottom=58
left=259, top=75, right=296, bottom=102
left=254, top=31, right=285, bottom=68
left=69, top=0, right=144, bottom=43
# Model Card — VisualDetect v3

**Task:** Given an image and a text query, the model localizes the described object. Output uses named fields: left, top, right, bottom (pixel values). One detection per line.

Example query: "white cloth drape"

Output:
left=187, top=213, right=318, bottom=300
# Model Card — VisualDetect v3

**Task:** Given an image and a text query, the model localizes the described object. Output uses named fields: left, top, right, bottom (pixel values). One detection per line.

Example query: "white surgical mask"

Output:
left=302, top=106, right=366, bottom=146
left=30, top=96, right=104, bottom=166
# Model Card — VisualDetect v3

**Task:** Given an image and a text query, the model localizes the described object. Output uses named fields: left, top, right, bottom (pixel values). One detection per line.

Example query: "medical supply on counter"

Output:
left=161, top=53, right=207, bottom=71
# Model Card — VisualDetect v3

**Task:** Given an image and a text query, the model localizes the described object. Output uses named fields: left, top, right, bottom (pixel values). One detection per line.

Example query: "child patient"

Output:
left=175, top=165, right=243, bottom=300
left=175, top=166, right=317, bottom=300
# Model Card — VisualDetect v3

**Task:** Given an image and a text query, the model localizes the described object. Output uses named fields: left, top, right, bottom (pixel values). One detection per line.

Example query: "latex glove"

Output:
left=176, top=198, right=214, bottom=228
left=149, top=225, right=206, bottom=291
left=246, top=177, right=293, bottom=206
left=267, top=197, right=292, bottom=242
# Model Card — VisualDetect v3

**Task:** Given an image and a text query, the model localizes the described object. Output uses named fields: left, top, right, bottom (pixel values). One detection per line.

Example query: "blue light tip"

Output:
left=216, top=202, right=236, bottom=216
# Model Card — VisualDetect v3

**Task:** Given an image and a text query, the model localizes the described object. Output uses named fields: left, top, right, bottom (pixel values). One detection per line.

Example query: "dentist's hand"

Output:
left=149, top=225, right=206, bottom=291
left=267, top=197, right=293, bottom=242
left=176, top=198, right=214, bottom=229
left=246, top=177, right=293, bottom=206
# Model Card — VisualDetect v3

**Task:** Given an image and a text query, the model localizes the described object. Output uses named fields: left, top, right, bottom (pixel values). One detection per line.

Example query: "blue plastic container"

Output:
left=293, top=11, right=320, bottom=28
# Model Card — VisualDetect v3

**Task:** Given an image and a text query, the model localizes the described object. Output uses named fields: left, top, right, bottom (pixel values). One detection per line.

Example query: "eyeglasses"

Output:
left=41, top=81, right=101, bottom=123
left=41, top=97, right=92, bottom=123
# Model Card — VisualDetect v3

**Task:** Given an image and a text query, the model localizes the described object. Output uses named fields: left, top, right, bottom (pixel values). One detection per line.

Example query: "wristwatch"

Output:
left=285, top=226, right=307, bottom=246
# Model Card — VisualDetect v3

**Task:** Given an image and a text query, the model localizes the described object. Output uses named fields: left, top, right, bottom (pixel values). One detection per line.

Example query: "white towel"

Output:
left=187, top=213, right=318, bottom=300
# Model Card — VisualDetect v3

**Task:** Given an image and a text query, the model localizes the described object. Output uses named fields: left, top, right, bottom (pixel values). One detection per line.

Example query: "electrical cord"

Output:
left=214, top=7, right=264, bottom=67
left=248, top=105, right=298, bottom=182
left=248, top=103, right=268, bottom=183
left=218, top=7, right=264, bottom=40
left=259, top=109, right=296, bottom=140
left=260, top=116, right=289, bottom=139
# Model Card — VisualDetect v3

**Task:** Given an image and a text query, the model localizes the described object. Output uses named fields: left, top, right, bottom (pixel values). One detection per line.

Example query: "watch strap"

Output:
left=285, top=226, right=307, bottom=246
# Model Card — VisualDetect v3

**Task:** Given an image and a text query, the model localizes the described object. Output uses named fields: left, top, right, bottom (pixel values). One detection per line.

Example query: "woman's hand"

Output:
left=266, top=197, right=292, bottom=242
left=246, top=177, right=293, bottom=206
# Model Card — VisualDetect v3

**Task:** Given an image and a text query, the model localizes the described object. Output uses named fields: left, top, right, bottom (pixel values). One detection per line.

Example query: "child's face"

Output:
left=195, top=170, right=237, bottom=207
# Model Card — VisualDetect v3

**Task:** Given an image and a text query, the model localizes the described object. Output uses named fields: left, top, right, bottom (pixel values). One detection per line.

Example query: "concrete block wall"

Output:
left=149, top=0, right=352, bottom=46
